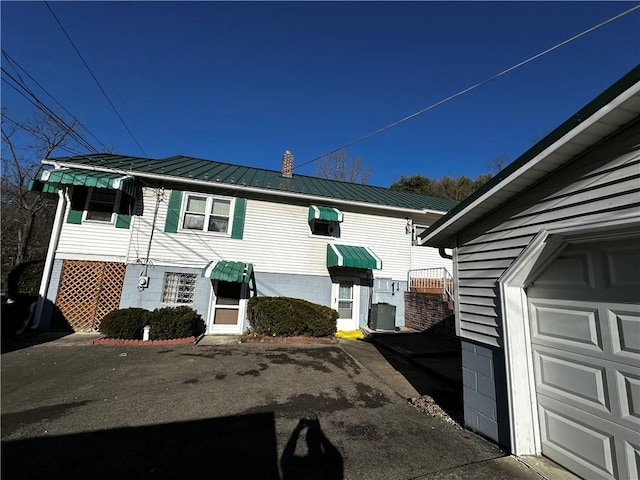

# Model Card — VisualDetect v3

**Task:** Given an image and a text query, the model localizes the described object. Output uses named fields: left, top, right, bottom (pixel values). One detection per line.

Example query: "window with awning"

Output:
left=326, top=244, right=382, bottom=270
left=308, top=206, right=343, bottom=237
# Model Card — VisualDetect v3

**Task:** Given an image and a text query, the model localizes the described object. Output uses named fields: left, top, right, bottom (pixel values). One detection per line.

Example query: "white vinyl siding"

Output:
left=124, top=189, right=445, bottom=281
left=55, top=201, right=132, bottom=262
left=454, top=121, right=640, bottom=347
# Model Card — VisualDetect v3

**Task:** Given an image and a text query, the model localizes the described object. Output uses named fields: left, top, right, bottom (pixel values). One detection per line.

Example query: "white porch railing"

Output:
left=407, top=267, right=454, bottom=301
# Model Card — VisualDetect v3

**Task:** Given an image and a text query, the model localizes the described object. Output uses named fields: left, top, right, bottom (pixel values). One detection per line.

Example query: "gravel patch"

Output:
left=408, top=394, right=463, bottom=428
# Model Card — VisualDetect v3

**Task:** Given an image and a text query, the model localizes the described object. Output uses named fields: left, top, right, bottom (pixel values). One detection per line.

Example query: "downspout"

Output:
left=438, top=247, right=452, bottom=259
left=32, top=188, right=67, bottom=330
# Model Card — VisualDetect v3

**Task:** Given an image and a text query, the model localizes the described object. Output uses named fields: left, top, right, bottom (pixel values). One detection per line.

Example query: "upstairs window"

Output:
left=308, top=205, right=343, bottom=237
left=85, top=189, right=119, bottom=222
left=310, top=219, right=340, bottom=237
left=182, top=194, right=232, bottom=234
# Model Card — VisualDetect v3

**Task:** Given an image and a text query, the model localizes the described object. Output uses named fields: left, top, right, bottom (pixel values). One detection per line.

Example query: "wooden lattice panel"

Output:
left=93, top=262, right=126, bottom=331
left=56, top=261, right=125, bottom=332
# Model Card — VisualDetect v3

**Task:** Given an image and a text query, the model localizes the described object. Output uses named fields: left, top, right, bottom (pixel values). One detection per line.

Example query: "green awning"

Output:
left=202, top=260, right=253, bottom=284
left=30, top=168, right=136, bottom=197
left=308, top=205, right=343, bottom=222
left=28, top=179, right=59, bottom=194
left=327, top=244, right=382, bottom=270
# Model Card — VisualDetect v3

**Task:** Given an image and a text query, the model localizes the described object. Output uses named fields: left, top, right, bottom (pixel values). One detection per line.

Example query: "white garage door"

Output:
left=527, top=238, right=640, bottom=480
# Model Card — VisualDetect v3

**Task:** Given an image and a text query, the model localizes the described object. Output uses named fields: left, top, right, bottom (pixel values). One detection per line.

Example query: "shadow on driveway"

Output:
left=2, top=412, right=343, bottom=480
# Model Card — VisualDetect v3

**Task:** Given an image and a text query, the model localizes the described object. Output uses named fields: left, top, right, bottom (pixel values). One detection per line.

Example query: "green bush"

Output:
left=99, top=306, right=204, bottom=340
left=99, top=308, right=152, bottom=339
left=150, top=306, right=202, bottom=340
left=247, top=296, right=338, bottom=337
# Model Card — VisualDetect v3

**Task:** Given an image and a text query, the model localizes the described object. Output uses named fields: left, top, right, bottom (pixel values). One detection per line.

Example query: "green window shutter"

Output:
left=115, top=214, right=131, bottom=229
left=164, top=190, right=183, bottom=233
left=231, top=198, right=247, bottom=239
left=66, top=209, right=83, bottom=224
left=67, top=187, right=87, bottom=224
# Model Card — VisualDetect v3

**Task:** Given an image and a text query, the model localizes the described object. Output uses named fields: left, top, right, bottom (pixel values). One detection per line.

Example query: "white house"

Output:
left=419, top=66, right=640, bottom=480
left=32, top=150, right=455, bottom=335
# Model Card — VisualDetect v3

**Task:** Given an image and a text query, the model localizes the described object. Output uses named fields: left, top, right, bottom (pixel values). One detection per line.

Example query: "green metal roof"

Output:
left=327, top=244, right=382, bottom=270
left=31, top=168, right=137, bottom=197
left=44, top=154, right=458, bottom=212
left=202, top=261, right=253, bottom=284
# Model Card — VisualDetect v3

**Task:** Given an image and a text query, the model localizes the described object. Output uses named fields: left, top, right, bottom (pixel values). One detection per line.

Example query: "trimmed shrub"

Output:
left=247, top=296, right=338, bottom=337
left=99, top=308, right=152, bottom=339
left=150, top=306, right=203, bottom=340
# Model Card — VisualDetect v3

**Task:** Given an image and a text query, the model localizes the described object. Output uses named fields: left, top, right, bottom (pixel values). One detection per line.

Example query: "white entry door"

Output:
left=332, top=279, right=360, bottom=331
left=207, top=281, right=246, bottom=334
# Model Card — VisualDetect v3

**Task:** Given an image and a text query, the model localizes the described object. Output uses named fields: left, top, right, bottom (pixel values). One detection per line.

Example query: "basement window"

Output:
left=162, top=273, right=197, bottom=304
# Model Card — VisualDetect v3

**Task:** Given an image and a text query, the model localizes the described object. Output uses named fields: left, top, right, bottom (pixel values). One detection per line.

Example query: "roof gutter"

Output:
left=419, top=77, right=640, bottom=246
left=41, top=160, right=448, bottom=216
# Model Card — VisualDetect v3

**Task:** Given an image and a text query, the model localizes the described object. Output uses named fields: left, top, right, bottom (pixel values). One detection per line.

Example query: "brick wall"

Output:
left=404, top=291, right=455, bottom=337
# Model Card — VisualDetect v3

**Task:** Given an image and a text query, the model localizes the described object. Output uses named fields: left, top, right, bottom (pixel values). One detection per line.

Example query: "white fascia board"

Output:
left=421, top=81, right=640, bottom=246
left=42, top=160, right=448, bottom=217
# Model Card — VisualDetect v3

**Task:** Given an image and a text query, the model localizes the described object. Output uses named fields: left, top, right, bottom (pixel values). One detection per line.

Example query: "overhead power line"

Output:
left=2, top=49, right=111, bottom=153
left=44, top=1, right=148, bottom=157
left=1, top=67, right=100, bottom=154
left=294, top=4, right=640, bottom=172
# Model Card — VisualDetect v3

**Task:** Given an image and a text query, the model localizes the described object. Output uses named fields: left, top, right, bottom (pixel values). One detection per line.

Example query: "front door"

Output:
left=332, top=279, right=360, bottom=331
left=208, top=280, right=246, bottom=334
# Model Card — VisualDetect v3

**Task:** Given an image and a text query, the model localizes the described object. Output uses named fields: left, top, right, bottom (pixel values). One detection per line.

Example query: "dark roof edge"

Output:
left=420, top=64, right=640, bottom=242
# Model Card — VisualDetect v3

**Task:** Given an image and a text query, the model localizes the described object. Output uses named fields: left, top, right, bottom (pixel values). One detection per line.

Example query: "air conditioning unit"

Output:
left=138, top=276, right=149, bottom=288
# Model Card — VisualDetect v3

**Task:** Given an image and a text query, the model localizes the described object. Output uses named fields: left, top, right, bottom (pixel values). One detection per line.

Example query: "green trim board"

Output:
left=164, top=190, right=183, bottom=233
left=308, top=205, right=343, bottom=222
left=231, top=198, right=247, bottom=239
left=37, top=168, right=137, bottom=197
left=326, top=244, right=382, bottom=270
left=202, top=260, right=253, bottom=284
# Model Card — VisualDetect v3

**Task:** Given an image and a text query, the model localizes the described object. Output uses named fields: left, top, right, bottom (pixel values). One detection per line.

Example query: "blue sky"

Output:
left=2, top=2, right=639, bottom=187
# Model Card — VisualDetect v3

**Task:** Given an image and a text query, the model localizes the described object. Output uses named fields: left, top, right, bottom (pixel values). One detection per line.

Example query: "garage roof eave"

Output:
left=419, top=66, right=640, bottom=248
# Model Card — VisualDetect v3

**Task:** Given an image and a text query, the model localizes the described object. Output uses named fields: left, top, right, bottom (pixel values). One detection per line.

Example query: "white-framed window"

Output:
left=374, top=278, right=393, bottom=293
left=83, top=188, right=121, bottom=223
left=162, top=272, right=197, bottom=304
left=181, top=194, right=233, bottom=234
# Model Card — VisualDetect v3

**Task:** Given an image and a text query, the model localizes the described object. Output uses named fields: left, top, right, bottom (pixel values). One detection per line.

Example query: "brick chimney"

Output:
left=281, top=150, right=293, bottom=178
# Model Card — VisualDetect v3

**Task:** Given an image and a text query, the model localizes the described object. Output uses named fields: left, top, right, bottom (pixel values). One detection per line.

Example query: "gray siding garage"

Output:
left=419, top=66, right=640, bottom=480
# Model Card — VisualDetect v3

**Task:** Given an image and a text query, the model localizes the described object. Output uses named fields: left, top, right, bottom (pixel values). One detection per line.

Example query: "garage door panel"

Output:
left=623, top=440, right=640, bottom=480
left=539, top=401, right=618, bottom=480
left=602, top=243, right=640, bottom=294
left=530, top=300, right=607, bottom=354
left=527, top=238, right=640, bottom=480
left=616, top=368, right=640, bottom=428
left=610, top=308, right=640, bottom=362
left=534, top=348, right=611, bottom=414
left=539, top=396, right=639, bottom=480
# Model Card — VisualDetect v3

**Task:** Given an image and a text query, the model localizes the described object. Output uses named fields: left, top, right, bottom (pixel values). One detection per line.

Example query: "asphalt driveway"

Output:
left=1, top=338, right=539, bottom=480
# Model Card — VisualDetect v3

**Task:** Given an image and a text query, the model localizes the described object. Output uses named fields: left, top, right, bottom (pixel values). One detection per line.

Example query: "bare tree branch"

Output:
left=315, top=149, right=372, bottom=184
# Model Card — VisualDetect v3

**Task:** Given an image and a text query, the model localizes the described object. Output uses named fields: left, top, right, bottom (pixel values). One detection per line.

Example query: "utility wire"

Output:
left=2, top=49, right=111, bottom=153
left=1, top=67, right=100, bottom=154
left=293, top=4, right=640, bottom=172
left=2, top=114, right=86, bottom=156
left=44, top=1, right=148, bottom=157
